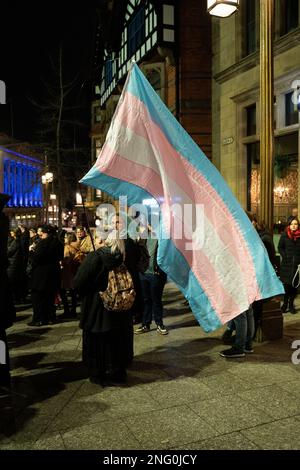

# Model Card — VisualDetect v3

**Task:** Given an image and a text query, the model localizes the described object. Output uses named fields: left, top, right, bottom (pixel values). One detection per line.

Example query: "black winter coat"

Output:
left=0, top=213, right=16, bottom=330
left=20, top=230, right=30, bottom=267
left=7, top=238, right=23, bottom=283
left=30, top=235, right=62, bottom=293
left=278, top=232, right=300, bottom=284
left=258, top=229, right=276, bottom=267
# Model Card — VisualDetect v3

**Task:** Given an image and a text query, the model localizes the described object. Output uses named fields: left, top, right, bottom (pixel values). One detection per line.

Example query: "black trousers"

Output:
left=31, top=289, right=56, bottom=324
left=283, top=283, right=298, bottom=300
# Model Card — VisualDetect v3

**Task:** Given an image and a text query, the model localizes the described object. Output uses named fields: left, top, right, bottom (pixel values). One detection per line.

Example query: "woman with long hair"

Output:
left=60, top=232, right=81, bottom=318
left=74, top=215, right=141, bottom=385
left=278, top=217, right=300, bottom=314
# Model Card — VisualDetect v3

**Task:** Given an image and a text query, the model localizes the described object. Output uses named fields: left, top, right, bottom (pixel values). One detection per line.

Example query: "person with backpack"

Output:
left=74, top=214, right=141, bottom=386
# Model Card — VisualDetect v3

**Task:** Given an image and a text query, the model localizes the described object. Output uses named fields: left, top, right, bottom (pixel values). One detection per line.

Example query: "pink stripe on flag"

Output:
left=95, top=144, right=164, bottom=199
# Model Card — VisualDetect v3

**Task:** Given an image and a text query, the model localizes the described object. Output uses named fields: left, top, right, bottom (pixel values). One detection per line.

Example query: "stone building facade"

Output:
left=212, top=0, right=300, bottom=225
left=88, top=0, right=212, bottom=214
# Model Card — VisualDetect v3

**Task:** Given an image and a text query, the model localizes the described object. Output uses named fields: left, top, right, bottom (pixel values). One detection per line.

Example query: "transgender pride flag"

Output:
left=80, top=63, right=284, bottom=332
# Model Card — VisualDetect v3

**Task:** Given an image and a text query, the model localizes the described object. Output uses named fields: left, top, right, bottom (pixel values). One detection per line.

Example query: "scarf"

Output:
left=287, top=227, right=300, bottom=241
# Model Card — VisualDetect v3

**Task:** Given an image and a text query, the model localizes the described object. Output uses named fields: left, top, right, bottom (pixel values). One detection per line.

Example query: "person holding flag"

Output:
left=79, top=62, right=284, bottom=335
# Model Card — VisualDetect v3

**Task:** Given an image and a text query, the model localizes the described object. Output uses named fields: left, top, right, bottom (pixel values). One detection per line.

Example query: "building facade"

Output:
left=212, top=0, right=300, bottom=226
left=89, top=0, right=212, bottom=213
left=0, top=145, right=43, bottom=226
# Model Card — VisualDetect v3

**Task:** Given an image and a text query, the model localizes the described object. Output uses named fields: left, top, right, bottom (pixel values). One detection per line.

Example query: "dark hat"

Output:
left=0, top=193, right=10, bottom=211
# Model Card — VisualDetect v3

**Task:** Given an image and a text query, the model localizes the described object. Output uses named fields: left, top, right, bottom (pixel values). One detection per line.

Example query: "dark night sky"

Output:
left=0, top=2, right=98, bottom=145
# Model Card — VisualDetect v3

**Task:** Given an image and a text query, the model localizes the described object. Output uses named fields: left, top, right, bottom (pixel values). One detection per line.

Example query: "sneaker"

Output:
left=134, top=325, right=150, bottom=334
left=244, top=347, right=254, bottom=353
left=157, top=324, right=168, bottom=335
left=27, top=320, right=43, bottom=327
left=219, top=347, right=245, bottom=358
left=289, top=305, right=297, bottom=314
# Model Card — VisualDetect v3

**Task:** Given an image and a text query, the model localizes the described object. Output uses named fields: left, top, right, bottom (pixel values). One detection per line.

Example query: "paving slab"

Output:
left=61, top=420, right=140, bottom=450
left=124, top=404, right=220, bottom=449
left=189, top=395, right=274, bottom=434
left=176, top=431, right=260, bottom=450
left=240, top=417, right=300, bottom=450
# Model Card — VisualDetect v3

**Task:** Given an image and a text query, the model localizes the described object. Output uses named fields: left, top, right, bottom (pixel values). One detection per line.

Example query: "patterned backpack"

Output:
left=100, top=264, right=136, bottom=311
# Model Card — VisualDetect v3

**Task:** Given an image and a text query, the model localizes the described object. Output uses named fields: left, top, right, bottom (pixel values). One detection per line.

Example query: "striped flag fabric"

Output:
left=80, top=63, right=284, bottom=333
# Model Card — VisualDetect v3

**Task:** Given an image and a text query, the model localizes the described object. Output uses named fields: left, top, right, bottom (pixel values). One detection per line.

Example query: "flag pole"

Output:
left=79, top=184, right=96, bottom=251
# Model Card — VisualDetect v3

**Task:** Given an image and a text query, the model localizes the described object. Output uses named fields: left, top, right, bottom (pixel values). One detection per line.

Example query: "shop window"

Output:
left=247, top=142, right=260, bottom=212
left=280, top=0, right=299, bottom=36
left=104, top=58, right=113, bottom=89
left=285, top=91, right=298, bottom=126
left=245, top=0, right=257, bottom=55
left=128, top=6, right=145, bottom=58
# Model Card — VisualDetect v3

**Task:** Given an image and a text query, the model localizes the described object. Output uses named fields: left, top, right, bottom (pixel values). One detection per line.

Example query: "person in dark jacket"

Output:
left=7, top=228, right=23, bottom=302
left=29, top=225, right=63, bottom=326
left=278, top=217, right=300, bottom=314
left=18, top=224, right=30, bottom=299
left=0, top=194, right=16, bottom=387
left=255, top=220, right=276, bottom=267
left=251, top=217, right=277, bottom=334
left=135, top=225, right=168, bottom=335
left=74, top=215, right=141, bottom=386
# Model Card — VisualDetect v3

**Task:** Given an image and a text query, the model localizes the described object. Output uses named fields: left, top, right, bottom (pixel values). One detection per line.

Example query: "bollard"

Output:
left=255, top=297, right=283, bottom=342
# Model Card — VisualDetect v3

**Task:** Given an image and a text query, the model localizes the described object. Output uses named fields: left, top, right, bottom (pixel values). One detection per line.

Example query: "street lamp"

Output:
left=207, top=0, right=274, bottom=231
left=41, top=172, right=54, bottom=185
left=207, top=0, right=239, bottom=18
left=41, top=171, right=54, bottom=224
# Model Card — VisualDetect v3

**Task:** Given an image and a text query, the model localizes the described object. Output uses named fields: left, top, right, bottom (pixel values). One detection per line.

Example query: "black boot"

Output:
left=289, top=297, right=296, bottom=314
left=281, top=295, right=289, bottom=313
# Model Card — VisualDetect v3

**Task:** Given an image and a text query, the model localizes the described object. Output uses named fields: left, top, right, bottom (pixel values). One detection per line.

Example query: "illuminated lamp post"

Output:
left=41, top=171, right=54, bottom=224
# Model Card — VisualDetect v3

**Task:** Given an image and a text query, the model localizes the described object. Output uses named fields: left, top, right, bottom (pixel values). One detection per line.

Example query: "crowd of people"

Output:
left=1, top=202, right=169, bottom=387
left=1, top=191, right=299, bottom=388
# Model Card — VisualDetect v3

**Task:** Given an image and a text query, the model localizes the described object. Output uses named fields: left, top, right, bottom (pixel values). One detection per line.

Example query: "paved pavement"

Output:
left=1, top=282, right=300, bottom=450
